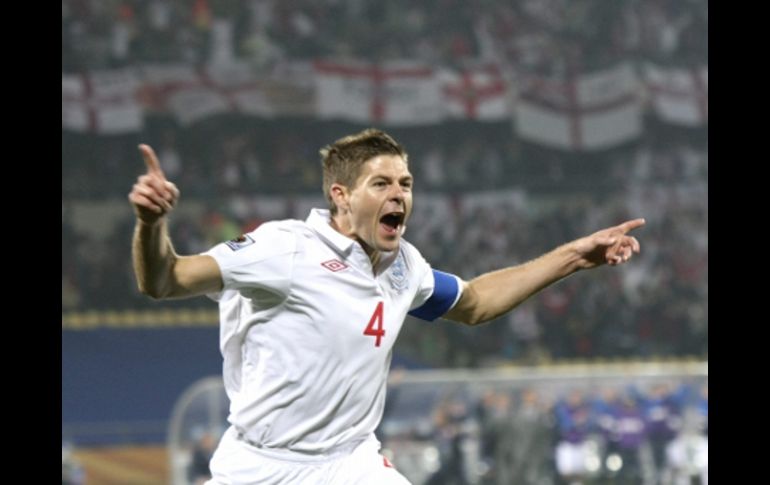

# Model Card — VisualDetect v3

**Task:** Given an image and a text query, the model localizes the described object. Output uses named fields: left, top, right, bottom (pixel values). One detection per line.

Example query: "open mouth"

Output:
left=379, top=212, right=405, bottom=235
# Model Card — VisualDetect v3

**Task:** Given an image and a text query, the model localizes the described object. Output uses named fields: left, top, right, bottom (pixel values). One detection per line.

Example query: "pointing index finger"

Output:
left=138, top=144, right=166, bottom=180
left=617, top=218, right=646, bottom=234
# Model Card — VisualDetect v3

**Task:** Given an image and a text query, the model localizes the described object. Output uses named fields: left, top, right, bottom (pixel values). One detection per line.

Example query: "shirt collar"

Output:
left=306, top=208, right=398, bottom=273
left=306, top=208, right=357, bottom=253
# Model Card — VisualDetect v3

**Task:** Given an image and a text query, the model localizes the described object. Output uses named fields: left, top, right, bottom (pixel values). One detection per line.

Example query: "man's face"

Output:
left=338, top=154, right=413, bottom=254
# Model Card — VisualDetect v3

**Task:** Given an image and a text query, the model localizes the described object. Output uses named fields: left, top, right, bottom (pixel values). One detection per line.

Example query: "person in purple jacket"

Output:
left=554, top=390, right=598, bottom=483
left=606, top=393, right=650, bottom=484
left=636, top=383, right=686, bottom=481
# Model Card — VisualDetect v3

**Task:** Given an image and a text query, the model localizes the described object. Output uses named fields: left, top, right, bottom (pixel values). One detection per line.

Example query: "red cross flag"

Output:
left=314, top=60, right=442, bottom=125
left=643, top=63, right=708, bottom=127
left=440, top=64, right=510, bottom=120
left=62, top=69, right=143, bottom=134
left=515, top=63, right=643, bottom=151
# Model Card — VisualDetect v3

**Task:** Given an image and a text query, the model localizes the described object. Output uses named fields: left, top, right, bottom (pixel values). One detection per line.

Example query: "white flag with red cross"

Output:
left=314, top=60, right=442, bottom=125
left=140, top=62, right=316, bottom=124
left=439, top=64, right=510, bottom=120
left=643, top=63, right=708, bottom=127
left=62, top=69, right=143, bottom=134
left=515, top=63, right=642, bottom=151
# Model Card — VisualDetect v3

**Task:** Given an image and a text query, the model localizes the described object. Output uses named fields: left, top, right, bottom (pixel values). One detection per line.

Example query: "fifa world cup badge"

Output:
left=225, top=234, right=256, bottom=251
left=389, top=256, right=408, bottom=293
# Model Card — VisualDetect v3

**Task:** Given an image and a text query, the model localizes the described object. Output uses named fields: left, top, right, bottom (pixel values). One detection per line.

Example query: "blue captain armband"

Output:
left=408, top=270, right=462, bottom=321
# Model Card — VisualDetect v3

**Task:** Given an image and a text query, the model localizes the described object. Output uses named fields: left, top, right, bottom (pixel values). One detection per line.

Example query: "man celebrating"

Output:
left=130, top=128, right=643, bottom=484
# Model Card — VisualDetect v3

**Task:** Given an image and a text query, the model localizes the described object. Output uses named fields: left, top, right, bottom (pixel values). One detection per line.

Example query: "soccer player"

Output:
left=129, top=128, right=643, bottom=484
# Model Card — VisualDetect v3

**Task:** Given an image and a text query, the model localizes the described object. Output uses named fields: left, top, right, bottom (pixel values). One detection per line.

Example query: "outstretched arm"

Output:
left=443, top=219, right=645, bottom=325
left=129, top=144, right=222, bottom=299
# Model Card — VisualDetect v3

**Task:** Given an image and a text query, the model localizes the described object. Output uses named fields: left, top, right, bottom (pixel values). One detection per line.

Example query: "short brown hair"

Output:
left=320, top=128, right=408, bottom=215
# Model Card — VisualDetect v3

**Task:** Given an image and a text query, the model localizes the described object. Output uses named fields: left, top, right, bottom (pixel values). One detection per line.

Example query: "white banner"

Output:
left=62, top=69, right=142, bottom=134
left=167, top=86, right=231, bottom=125
left=314, top=60, right=442, bottom=125
left=439, top=65, right=510, bottom=120
left=225, top=62, right=316, bottom=118
left=515, top=63, right=642, bottom=150
left=62, top=74, right=88, bottom=132
left=145, top=62, right=316, bottom=123
left=644, top=64, right=708, bottom=126
left=61, top=60, right=706, bottom=142
left=137, top=64, right=198, bottom=112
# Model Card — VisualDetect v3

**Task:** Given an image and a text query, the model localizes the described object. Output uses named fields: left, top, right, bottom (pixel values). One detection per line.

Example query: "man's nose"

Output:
left=389, top=184, right=405, bottom=202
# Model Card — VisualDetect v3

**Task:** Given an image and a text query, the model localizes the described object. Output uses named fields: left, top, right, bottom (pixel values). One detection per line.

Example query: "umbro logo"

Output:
left=321, top=259, right=348, bottom=272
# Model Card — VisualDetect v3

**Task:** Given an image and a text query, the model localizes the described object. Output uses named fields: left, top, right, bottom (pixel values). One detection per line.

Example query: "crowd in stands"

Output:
left=63, top=4, right=707, bottom=485
left=63, top=0, right=707, bottom=367
left=63, top=0, right=706, bottom=73
left=62, top=117, right=707, bottom=366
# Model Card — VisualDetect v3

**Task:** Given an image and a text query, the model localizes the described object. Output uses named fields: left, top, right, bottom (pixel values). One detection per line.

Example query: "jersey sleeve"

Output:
left=203, top=222, right=297, bottom=301
left=406, top=245, right=463, bottom=321
left=408, top=269, right=463, bottom=321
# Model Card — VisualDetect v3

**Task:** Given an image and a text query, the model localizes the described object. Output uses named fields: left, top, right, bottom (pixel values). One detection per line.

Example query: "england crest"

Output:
left=389, top=255, right=409, bottom=293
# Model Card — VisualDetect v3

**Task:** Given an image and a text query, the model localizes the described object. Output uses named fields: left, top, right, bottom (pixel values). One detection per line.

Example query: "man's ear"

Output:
left=330, top=183, right=350, bottom=213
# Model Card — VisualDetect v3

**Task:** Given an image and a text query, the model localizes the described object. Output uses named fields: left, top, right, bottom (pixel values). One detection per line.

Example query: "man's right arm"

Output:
left=132, top=219, right=222, bottom=299
left=129, top=144, right=223, bottom=300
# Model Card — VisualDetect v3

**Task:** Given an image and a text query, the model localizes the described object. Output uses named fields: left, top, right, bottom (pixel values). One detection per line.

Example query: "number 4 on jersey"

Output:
left=364, top=301, right=385, bottom=347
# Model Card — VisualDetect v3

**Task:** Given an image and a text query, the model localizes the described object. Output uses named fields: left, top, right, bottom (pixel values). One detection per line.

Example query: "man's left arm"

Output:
left=444, top=218, right=644, bottom=325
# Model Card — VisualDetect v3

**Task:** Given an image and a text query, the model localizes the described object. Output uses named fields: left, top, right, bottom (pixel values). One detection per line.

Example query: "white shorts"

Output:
left=205, top=427, right=411, bottom=485
left=555, top=440, right=593, bottom=476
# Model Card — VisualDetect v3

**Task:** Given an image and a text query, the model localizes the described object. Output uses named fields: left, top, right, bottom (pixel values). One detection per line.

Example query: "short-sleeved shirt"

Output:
left=205, top=208, right=462, bottom=455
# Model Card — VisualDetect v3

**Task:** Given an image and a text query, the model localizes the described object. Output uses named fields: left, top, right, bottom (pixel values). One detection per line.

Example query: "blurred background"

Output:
left=62, top=0, right=707, bottom=483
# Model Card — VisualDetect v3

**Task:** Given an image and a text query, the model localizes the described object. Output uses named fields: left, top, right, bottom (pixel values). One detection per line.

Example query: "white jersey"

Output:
left=205, top=208, right=462, bottom=456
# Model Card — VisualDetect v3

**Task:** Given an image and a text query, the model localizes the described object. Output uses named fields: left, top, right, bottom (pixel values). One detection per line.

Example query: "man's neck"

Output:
left=329, top=213, right=380, bottom=266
